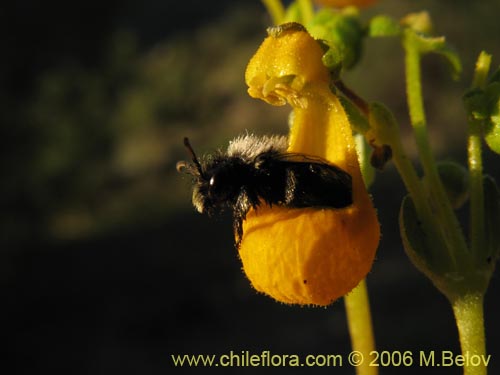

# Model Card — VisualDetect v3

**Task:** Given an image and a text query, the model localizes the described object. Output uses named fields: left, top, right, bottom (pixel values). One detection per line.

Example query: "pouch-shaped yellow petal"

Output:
left=241, top=26, right=379, bottom=305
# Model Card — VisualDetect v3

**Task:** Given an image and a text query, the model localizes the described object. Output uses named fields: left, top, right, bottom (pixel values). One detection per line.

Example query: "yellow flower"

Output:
left=241, top=23, right=380, bottom=306
left=313, top=0, right=376, bottom=8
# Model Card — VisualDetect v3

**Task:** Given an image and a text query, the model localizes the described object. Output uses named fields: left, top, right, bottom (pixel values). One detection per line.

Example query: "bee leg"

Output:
left=233, top=188, right=261, bottom=247
left=233, top=218, right=244, bottom=248
left=235, top=190, right=252, bottom=219
left=233, top=191, right=250, bottom=247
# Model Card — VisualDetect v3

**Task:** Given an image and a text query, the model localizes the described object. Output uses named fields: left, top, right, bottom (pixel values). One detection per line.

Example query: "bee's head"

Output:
left=177, top=138, right=240, bottom=215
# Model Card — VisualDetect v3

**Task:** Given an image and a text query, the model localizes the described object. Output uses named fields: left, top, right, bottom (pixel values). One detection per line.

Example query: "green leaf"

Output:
left=368, top=15, right=401, bottom=37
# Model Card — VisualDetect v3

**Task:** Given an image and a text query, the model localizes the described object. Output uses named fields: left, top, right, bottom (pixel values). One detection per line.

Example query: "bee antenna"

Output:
left=183, top=137, right=205, bottom=177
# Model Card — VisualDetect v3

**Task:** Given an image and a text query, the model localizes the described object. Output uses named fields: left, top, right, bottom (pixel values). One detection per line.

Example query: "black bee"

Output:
left=176, top=134, right=353, bottom=244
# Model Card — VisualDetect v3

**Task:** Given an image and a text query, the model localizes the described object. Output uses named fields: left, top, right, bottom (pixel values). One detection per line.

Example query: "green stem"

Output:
left=344, top=279, right=378, bottom=375
left=452, top=293, right=488, bottom=375
left=261, top=0, right=285, bottom=25
left=403, top=30, right=469, bottom=266
left=468, top=52, right=491, bottom=258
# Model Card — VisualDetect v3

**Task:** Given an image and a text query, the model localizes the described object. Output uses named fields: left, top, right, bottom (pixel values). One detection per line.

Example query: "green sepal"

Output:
left=483, top=175, right=500, bottom=270
left=307, top=8, right=364, bottom=70
left=399, top=195, right=488, bottom=299
left=399, top=195, right=464, bottom=299
left=368, top=15, right=401, bottom=37
left=338, top=96, right=370, bottom=134
left=320, top=40, right=343, bottom=79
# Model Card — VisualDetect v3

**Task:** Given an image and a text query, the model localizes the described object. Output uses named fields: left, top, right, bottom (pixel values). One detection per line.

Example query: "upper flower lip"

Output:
left=245, top=23, right=330, bottom=108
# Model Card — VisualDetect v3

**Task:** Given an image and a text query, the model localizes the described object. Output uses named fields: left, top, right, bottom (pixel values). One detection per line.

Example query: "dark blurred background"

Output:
left=2, top=0, right=500, bottom=374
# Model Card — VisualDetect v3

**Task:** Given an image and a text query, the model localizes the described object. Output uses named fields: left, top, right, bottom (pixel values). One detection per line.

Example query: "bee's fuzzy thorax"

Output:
left=227, top=134, right=288, bottom=160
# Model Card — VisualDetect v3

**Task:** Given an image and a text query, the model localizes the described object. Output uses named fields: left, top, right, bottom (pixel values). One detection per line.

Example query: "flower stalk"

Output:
left=403, top=29, right=469, bottom=266
left=344, top=280, right=377, bottom=375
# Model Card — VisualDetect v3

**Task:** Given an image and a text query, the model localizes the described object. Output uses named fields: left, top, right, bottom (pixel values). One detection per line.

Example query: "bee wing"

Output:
left=267, top=152, right=353, bottom=208
left=272, top=152, right=331, bottom=165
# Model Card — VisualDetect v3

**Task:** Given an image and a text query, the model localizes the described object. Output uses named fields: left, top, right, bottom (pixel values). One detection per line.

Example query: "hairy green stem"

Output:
left=344, top=280, right=378, bottom=375
left=452, top=293, right=488, bottom=375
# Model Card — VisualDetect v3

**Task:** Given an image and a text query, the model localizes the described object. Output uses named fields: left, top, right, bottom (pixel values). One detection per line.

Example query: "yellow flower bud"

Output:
left=241, top=24, right=380, bottom=306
